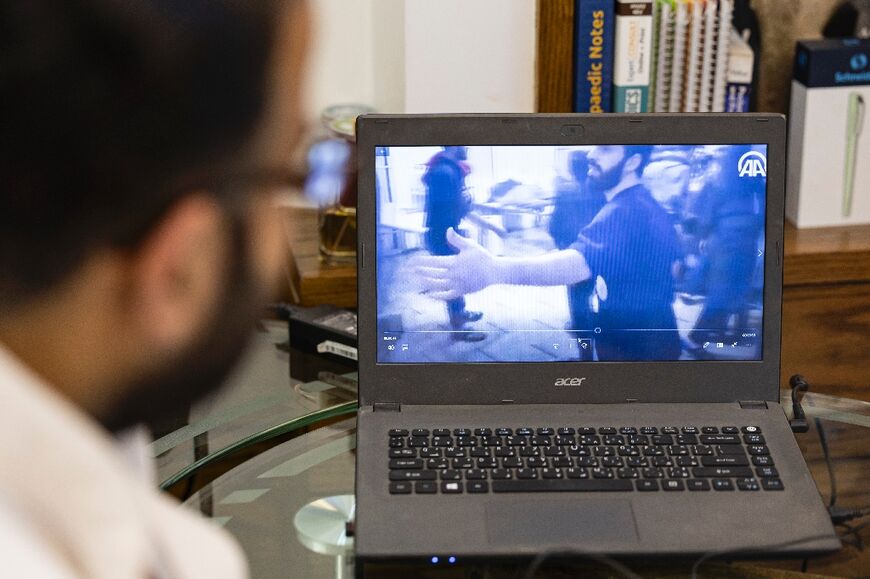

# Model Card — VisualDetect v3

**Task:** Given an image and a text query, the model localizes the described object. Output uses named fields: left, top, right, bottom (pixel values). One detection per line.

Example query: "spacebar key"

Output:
left=491, top=480, right=634, bottom=492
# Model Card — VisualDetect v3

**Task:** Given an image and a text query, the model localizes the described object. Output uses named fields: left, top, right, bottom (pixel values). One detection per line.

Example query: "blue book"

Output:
left=573, top=0, right=615, bottom=113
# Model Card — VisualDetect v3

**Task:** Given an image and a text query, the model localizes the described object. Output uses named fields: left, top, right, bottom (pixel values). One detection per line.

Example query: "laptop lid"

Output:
left=356, top=114, right=785, bottom=407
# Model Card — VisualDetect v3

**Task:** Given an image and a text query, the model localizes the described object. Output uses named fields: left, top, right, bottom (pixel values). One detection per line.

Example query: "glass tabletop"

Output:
left=151, top=320, right=358, bottom=489
left=182, top=393, right=869, bottom=578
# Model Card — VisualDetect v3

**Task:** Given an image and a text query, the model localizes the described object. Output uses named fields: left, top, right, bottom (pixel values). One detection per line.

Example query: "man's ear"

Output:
left=624, top=153, right=642, bottom=176
left=126, top=193, right=227, bottom=351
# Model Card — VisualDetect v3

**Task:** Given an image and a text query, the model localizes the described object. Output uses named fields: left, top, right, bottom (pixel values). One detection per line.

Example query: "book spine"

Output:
left=711, top=0, right=733, bottom=112
left=653, top=0, right=675, bottom=112
left=668, top=0, right=689, bottom=111
left=573, top=0, right=615, bottom=112
left=725, top=29, right=754, bottom=112
left=698, top=0, right=718, bottom=112
left=683, top=0, right=704, bottom=112
left=613, top=1, right=654, bottom=112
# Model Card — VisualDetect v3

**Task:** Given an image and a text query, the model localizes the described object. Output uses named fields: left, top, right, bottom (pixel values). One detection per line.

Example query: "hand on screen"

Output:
left=413, top=228, right=495, bottom=300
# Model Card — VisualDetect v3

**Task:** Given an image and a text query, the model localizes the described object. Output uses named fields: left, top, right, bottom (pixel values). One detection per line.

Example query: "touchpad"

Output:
left=485, top=499, right=638, bottom=544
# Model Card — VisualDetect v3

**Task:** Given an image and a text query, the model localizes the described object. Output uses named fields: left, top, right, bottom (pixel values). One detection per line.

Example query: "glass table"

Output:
left=150, top=320, right=868, bottom=577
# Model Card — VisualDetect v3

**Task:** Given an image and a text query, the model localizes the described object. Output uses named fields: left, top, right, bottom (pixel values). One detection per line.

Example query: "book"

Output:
left=573, top=0, right=615, bottom=112
left=683, top=0, right=705, bottom=111
left=613, top=0, right=654, bottom=112
left=711, top=0, right=733, bottom=112
left=653, top=0, right=676, bottom=112
left=725, top=28, right=754, bottom=112
left=668, top=0, right=690, bottom=111
left=698, top=0, right=718, bottom=112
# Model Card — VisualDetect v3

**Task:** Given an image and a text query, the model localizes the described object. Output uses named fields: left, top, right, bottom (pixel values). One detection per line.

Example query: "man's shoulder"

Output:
left=0, top=493, right=77, bottom=579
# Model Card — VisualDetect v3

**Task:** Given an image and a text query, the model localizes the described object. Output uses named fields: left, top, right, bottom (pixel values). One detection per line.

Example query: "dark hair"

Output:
left=0, top=0, right=281, bottom=304
left=622, top=145, right=652, bottom=175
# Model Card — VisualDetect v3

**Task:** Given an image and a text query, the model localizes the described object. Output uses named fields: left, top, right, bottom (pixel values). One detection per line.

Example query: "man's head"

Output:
left=443, top=146, right=469, bottom=161
left=0, top=0, right=310, bottom=432
left=586, top=145, right=651, bottom=194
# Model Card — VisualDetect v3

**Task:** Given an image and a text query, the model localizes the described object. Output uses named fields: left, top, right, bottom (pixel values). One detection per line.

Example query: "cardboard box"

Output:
left=787, top=38, right=870, bottom=228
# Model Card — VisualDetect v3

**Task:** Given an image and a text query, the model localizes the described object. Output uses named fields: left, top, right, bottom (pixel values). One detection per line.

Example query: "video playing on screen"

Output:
left=375, top=144, right=767, bottom=363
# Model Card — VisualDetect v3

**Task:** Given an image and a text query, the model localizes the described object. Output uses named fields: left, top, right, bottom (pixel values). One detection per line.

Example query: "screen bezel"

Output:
left=356, top=114, right=785, bottom=406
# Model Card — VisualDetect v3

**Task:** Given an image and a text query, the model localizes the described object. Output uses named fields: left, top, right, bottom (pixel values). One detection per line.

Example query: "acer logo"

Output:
left=554, top=377, right=587, bottom=386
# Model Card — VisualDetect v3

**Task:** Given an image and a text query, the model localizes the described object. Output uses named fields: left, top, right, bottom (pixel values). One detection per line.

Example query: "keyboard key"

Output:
left=743, top=434, right=765, bottom=444
left=681, top=426, right=699, bottom=434
left=557, top=427, right=576, bottom=435
left=409, top=438, right=428, bottom=448
left=427, top=458, right=449, bottom=470
left=516, top=427, right=533, bottom=436
left=465, top=469, right=487, bottom=480
left=491, top=468, right=512, bottom=480
left=721, top=426, right=739, bottom=434
left=591, top=467, right=614, bottom=479
left=669, top=467, right=691, bottom=478
left=390, top=449, right=416, bottom=458
left=652, top=435, right=673, bottom=446
left=441, top=481, right=463, bottom=493
left=736, top=478, right=760, bottom=491
left=452, top=458, right=474, bottom=469
left=701, top=426, right=719, bottom=434
left=536, top=427, right=555, bottom=436
left=519, top=447, right=539, bottom=457
left=700, top=434, right=740, bottom=445
left=676, top=456, right=698, bottom=467
left=712, top=479, right=734, bottom=491
left=636, top=479, right=658, bottom=491
left=389, top=439, right=404, bottom=448
left=389, top=459, right=423, bottom=470
left=432, top=428, right=450, bottom=437
left=444, top=447, right=466, bottom=457
left=676, top=434, right=698, bottom=445
left=440, top=470, right=461, bottom=481
left=412, top=429, right=429, bottom=437
left=752, top=455, right=775, bottom=467
left=662, top=480, right=684, bottom=491
left=467, top=481, right=489, bottom=493
left=495, top=447, right=515, bottom=457
left=390, top=470, right=436, bottom=481
left=701, top=456, right=749, bottom=466
left=576, top=457, right=597, bottom=467
left=474, top=428, right=492, bottom=436
left=741, top=426, right=761, bottom=433
left=601, top=456, right=623, bottom=467
left=389, top=429, right=409, bottom=437
left=627, top=456, right=647, bottom=467
left=692, top=466, right=753, bottom=478
left=495, top=428, right=512, bottom=436
left=576, top=427, right=596, bottom=435
left=761, top=478, right=784, bottom=491
left=619, top=426, right=638, bottom=434
left=453, top=428, right=472, bottom=437
left=420, top=447, right=442, bottom=458
left=527, top=457, right=547, bottom=468
left=652, top=457, right=673, bottom=467
left=716, top=445, right=746, bottom=455
left=642, top=468, right=664, bottom=479
left=516, top=468, right=537, bottom=479
left=491, top=480, right=634, bottom=492
left=553, top=457, right=573, bottom=467
left=687, top=479, right=711, bottom=491
left=541, top=468, right=563, bottom=479
left=477, top=457, right=498, bottom=469
left=692, top=445, right=713, bottom=456
left=603, top=435, right=625, bottom=445
left=755, top=466, right=779, bottom=478
left=747, top=445, right=769, bottom=456
left=640, top=427, right=658, bottom=435
left=661, top=427, right=678, bottom=434
left=389, top=482, right=412, bottom=494
left=471, top=447, right=491, bottom=458
left=415, top=481, right=437, bottom=494
left=617, top=467, right=639, bottom=479
left=598, top=427, right=617, bottom=435
left=502, top=457, right=522, bottom=468
left=566, top=468, right=588, bottom=479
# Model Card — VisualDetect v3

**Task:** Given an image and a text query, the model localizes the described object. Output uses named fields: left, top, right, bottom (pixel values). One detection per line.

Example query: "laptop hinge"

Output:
left=373, top=402, right=401, bottom=412
left=738, top=400, right=768, bottom=410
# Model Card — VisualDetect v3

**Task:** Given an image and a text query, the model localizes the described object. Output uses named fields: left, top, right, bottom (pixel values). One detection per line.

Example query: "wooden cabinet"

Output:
left=782, top=223, right=870, bottom=399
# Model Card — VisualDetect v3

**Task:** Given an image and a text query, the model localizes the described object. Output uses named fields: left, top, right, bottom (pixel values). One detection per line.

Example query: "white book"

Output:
left=654, top=0, right=676, bottom=112
left=668, top=0, right=690, bottom=112
left=683, top=0, right=704, bottom=112
left=711, top=0, right=733, bottom=112
left=698, top=0, right=718, bottom=112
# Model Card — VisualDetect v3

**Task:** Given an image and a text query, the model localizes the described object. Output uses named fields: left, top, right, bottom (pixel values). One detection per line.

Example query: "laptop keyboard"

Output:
left=386, top=425, right=783, bottom=495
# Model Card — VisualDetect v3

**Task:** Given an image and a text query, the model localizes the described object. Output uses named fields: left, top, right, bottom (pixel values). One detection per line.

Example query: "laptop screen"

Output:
left=374, top=144, right=767, bottom=364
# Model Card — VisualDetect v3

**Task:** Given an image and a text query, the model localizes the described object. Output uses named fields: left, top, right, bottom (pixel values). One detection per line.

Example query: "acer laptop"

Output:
left=353, top=114, right=839, bottom=571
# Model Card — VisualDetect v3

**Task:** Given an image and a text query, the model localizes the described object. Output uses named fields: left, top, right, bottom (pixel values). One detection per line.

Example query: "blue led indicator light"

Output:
left=448, top=556, right=456, bottom=564
left=430, top=556, right=439, bottom=564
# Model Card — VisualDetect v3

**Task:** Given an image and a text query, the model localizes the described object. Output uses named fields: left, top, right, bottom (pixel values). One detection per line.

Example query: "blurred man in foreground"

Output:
left=0, top=1, right=308, bottom=577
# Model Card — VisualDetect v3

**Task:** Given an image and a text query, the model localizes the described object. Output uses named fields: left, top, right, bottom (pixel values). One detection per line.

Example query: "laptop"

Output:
left=353, top=114, right=839, bottom=570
